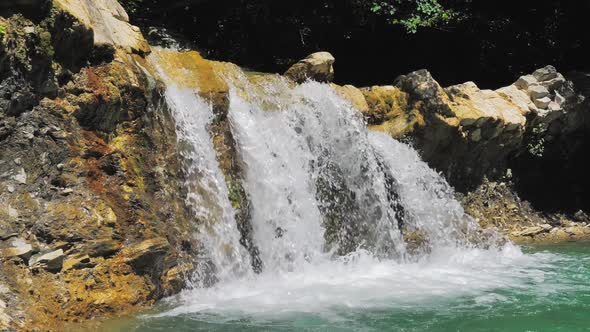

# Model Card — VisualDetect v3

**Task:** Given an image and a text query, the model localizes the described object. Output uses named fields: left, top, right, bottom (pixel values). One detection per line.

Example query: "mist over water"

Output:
left=140, top=53, right=588, bottom=331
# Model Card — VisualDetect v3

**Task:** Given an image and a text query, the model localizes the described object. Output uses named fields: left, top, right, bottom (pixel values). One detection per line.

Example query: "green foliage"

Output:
left=527, top=122, right=548, bottom=157
left=368, top=0, right=457, bottom=33
left=0, top=24, right=6, bottom=36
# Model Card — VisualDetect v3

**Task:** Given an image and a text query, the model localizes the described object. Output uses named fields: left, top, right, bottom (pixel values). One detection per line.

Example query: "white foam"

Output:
left=152, top=244, right=562, bottom=321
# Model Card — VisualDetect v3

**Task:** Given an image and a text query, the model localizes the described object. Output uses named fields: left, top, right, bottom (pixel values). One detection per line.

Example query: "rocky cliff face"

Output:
left=1, top=1, right=590, bottom=330
left=0, top=2, right=199, bottom=330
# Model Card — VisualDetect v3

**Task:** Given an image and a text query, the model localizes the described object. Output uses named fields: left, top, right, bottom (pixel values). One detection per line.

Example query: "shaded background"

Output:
left=123, top=0, right=590, bottom=88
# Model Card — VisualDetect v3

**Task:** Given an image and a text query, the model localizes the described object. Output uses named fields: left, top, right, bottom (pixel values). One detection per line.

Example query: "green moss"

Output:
left=227, top=182, right=243, bottom=209
left=38, top=30, right=54, bottom=58
left=0, top=24, right=6, bottom=36
left=526, top=122, right=548, bottom=157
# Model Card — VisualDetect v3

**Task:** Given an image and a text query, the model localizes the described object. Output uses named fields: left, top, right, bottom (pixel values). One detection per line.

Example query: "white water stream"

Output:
left=145, top=53, right=553, bottom=323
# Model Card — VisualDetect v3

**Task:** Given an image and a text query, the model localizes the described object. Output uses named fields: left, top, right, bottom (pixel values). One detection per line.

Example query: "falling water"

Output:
left=148, top=52, right=252, bottom=285
left=141, top=54, right=564, bottom=328
left=228, top=76, right=408, bottom=270
left=369, top=131, right=484, bottom=249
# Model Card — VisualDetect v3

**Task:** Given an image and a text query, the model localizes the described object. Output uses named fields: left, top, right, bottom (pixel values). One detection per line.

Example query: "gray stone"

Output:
left=1, top=238, right=33, bottom=260
left=532, top=65, right=558, bottom=81
left=548, top=101, right=562, bottom=112
left=470, top=129, right=482, bottom=142
left=542, top=73, right=566, bottom=92
left=29, top=249, right=64, bottom=272
left=12, top=168, right=27, bottom=184
left=0, top=232, right=17, bottom=241
left=534, top=96, right=552, bottom=109
left=528, top=85, right=550, bottom=100
left=540, top=224, right=553, bottom=231
left=515, top=75, right=538, bottom=90
left=555, top=91, right=566, bottom=105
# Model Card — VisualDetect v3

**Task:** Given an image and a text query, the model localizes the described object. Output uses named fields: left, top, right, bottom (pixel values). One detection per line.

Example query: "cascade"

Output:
left=142, top=52, right=562, bottom=327
left=148, top=51, right=253, bottom=285
left=228, top=76, right=409, bottom=270
left=149, top=48, right=494, bottom=279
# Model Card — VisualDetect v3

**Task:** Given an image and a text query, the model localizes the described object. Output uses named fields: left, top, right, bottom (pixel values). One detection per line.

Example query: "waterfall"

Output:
left=150, top=46, right=500, bottom=296
left=369, top=131, right=482, bottom=249
left=135, top=51, right=554, bottom=326
left=147, top=52, right=253, bottom=285
left=228, top=76, right=410, bottom=271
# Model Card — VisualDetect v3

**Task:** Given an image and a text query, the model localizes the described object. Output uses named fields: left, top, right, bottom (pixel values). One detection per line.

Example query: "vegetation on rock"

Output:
left=368, top=0, right=456, bottom=33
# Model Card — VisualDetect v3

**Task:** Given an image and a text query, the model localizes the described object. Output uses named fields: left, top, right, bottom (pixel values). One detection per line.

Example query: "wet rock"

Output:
left=29, top=249, right=64, bottom=272
left=284, top=52, right=335, bottom=83
left=515, top=226, right=546, bottom=237
left=359, top=85, right=423, bottom=137
left=161, top=263, right=193, bottom=296
left=349, top=70, right=531, bottom=189
left=122, top=238, right=171, bottom=274
left=331, top=84, right=369, bottom=113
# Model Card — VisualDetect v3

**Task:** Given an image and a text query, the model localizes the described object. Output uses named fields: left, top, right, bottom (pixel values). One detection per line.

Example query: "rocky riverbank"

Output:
left=0, top=1, right=198, bottom=330
left=1, top=1, right=589, bottom=330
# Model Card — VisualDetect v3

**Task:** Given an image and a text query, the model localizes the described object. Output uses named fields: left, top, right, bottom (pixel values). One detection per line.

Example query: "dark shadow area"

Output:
left=123, top=0, right=590, bottom=88
left=510, top=129, right=590, bottom=213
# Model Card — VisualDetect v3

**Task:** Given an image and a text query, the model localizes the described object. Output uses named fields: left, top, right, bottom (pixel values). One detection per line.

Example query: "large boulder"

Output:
left=53, top=0, right=150, bottom=55
left=387, top=70, right=527, bottom=189
left=346, top=65, right=590, bottom=192
left=284, top=51, right=335, bottom=83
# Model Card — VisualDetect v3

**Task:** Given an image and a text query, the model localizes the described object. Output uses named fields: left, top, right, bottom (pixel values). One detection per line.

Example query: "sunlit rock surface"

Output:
left=53, top=0, right=150, bottom=55
left=284, top=51, right=335, bottom=83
